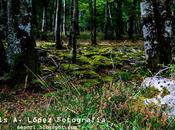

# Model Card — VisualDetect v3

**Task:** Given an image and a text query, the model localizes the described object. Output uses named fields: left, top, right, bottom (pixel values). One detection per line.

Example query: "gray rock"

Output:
left=141, top=76, right=175, bottom=116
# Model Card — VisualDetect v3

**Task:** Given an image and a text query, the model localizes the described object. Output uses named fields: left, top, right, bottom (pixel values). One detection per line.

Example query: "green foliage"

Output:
left=169, top=64, right=175, bottom=77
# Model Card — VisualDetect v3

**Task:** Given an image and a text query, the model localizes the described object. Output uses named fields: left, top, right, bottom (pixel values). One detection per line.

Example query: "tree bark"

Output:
left=115, top=0, right=123, bottom=40
left=104, top=0, right=109, bottom=39
left=171, top=0, right=175, bottom=62
left=0, top=40, right=5, bottom=77
left=128, top=0, right=137, bottom=39
left=41, top=0, right=48, bottom=32
left=55, top=0, right=63, bottom=49
left=52, top=0, right=56, bottom=32
left=7, top=0, right=40, bottom=85
left=0, top=6, right=5, bottom=76
left=32, top=0, right=37, bottom=28
left=90, top=0, right=97, bottom=45
left=70, top=0, right=78, bottom=63
left=63, top=0, right=67, bottom=36
left=0, top=0, right=2, bottom=15
left=41, top=0, right=48, bottom=40
left=141, top=0, right=172, bottom=71
left=76, top=0, right=80, bottom=35
left=104, top=0, right=113, bottom=40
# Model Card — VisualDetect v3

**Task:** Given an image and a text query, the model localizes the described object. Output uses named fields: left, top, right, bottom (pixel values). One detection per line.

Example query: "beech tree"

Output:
left=76, top=0, right=80, bottom=35
left=69, top=0, right=78, bottom=63
left=141, top=0, right=172, bottom=71
left=90, top=0, right=97, bottom=45
left=104, top=0, right=113, bottom=40
left=0, top=14, right=5, bottom=77
left=0, top=33, right=5, bottom=77
left=32, top=0, right=37, bottom=28
left=41, top=0, right=48, bottom=32
left=55, top=0, right=63, bottom=49
left=128, top=0, right=137, bottom=39
left=7, top=0, right=40, bottom=84
left=0, top=0, right=5, bottom=77
left=171, top=0, right=175, bottom=62
left=63, top=0, right=67, bottom=36
left=40, top=0, right=48, bottom=40
left=115, top=0, right=123, bottom=39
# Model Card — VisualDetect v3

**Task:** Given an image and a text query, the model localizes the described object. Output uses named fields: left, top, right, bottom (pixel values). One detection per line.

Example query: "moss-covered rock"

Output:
left=102, top=76, right=113, bottom=82
left=142, top=86, right=160, bottom=98
left=82, top=46, right=113, bottom=57
left=50, top=50, right=71, bottom=60
left=72, top=70, right=101, bottom=79
left=161, top=87, right=170, bottom=97
left=141, top=77, right=175, bottom=116
left=88, top=55, right=113, bottom=69
left=76, top=55, right=90, bottom=64
left=62, top=63, right=80, bottom=71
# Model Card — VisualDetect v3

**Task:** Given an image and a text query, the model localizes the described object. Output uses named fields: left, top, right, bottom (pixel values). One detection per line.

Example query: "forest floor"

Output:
left=1, top=39, right=175, bottom=129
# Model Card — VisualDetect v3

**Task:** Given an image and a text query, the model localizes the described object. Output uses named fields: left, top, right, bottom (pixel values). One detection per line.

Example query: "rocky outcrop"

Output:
left=142, top=76, right=175, bottom=116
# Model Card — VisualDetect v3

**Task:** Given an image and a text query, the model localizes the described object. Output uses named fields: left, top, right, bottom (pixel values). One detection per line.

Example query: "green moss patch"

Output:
left=62, top=63, right=81, bottom=71
left=49, top=50, right=71, bottom=60
left=102, top=76, right=113, bottom=82
left=161, top=87, right=170, bottom=97
left=142, top=87, right=160, bottom=98
left=76, top=55, right=90, bottom=64
left=88, top=55, right=113, bottom=69
left=81, top=46, right=113, bottom=58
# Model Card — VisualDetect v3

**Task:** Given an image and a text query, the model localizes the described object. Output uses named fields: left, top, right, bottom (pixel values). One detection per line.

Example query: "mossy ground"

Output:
left=1, top=40, right=175, bottom=129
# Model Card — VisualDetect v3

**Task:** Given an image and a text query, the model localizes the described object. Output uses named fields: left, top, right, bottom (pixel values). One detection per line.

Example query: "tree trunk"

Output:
left=0, top=5, right=5, bottom=76
left=32, top=0, right=37, bottom=28
left=41, top=0, right=48, bottom=32
left=104, top=0, right=109, bottom=39
left=68, top=0, right=74, bottom=46
left=7, top=0, right=40, bottom=85
left=128, top=0, right=137, bottom=39
left=141, top=0, right=172, bottom=71
left=90, top=0, right=97, bottom=45
left=70, top=0, right=77, bottom=63
left=0, top=0, right=2, bottom=15
left=76, top=0, right=80, bottom=35
left=52, top=0, right=56, bottom=32
left=63, top=0, right=67, bottom=36
left=41, top=0, right=48, bottom=40
left=0, top=40, right=5, bottom=77
left=115, top=0, right=123, bottom=40
left=55, top=0, right=63, bottom=49
left=171, top=0, right=175, bottom=62
left=104, top=0, right=113, bottom=40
